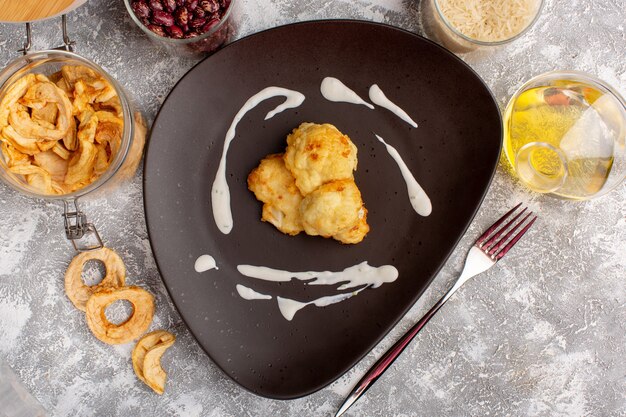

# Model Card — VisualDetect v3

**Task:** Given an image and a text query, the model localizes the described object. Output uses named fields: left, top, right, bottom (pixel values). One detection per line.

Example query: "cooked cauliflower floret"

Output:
left=299, top=179, right=369, bottom=244
left=284, top=122, right=358, bottom=195
left=247, top=153, right=304, bottom=236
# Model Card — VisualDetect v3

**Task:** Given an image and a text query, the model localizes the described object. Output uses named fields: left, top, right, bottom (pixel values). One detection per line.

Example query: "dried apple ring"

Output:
left=2, top=124, right=40, bottom=155
left=132, top=330, right=175, bottom=394
left=93, top=144, right=109, bottom=176
left=0, top=142, right=30, bottom=166
left=143, top=338, right=175, bottom=395
left=36, top=139, right=57, bottom=152
left=8, top=164, right=55, bottom=194
left=64, top=247, right=126, bottom=311
left=64, top=139, right=97, bottom=186
left=0, top=73, right=36, bottom=130
left=31, top=102, right=58, bottom=126
left=85, top=286, right=155, bottom=345
left=12, top=81, right=72, bottom=140
left=76, top=111, right=98, bottom=143
left=94, top=111, right=123, bottom=145
left=61, top=65, right=100, bottom=90
left=63, top=117, right=78, bottom=151
left=52, top=142, right=71, bottom=160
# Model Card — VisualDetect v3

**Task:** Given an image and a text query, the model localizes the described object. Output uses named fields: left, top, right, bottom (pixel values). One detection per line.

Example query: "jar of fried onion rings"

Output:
left=0, top=17, right=146, bottom=251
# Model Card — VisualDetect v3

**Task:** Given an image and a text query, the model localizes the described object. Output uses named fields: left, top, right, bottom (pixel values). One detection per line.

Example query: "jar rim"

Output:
left=0, top=49, right=134, bottom=201
left=507, top=70, right=626, bottom=104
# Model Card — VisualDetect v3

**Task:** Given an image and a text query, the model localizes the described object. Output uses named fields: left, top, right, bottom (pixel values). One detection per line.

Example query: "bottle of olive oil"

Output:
left=504, top=79, right=623, bottom=199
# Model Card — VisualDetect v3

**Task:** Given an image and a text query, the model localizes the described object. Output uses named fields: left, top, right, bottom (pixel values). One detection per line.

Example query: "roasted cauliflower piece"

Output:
left=299, top=179, right=369, bottom=244
left=284, top=122, right=358, bottom=195
left=247, top=153, right=304, bottom=236
left=249, top=123, right=369, bottom=244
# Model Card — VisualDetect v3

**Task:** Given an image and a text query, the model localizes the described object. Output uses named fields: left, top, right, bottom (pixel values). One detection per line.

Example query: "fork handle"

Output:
left=335, top=283, right=461, bottom=416
left=336, top=247, right=494, bottom=417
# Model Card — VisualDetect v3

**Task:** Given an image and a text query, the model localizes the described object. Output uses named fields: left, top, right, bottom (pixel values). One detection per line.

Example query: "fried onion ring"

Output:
left=64, top=247, right=126, bottom=311
left=132, top=330, right=175, bottom=394
left=85, top=286, right=154, bottom=345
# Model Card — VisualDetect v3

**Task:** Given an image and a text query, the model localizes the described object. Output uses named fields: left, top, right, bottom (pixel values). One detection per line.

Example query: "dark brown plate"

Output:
left=144, top=20, right=501, bottom=399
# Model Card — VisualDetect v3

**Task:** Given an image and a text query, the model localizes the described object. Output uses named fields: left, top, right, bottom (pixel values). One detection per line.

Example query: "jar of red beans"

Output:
left=124, top=0, right=237, bottom=55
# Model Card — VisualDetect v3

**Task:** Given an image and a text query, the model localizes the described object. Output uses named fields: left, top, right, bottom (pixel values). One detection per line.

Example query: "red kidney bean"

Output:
left=152, top=10, right=175, bottom=26
left=188, top=0, right=198, bottom=11
left=201, top=18, right=220, bottom=34
left=148, top=0, right=164, bottom=11
left=194, top=8, right=206, bottom=18
left=190, top=17, right=207, bottom=29
left=146, top=24, right=166, bottom=36
left=175, top=7, right=189, bottom=26
left=200, top=0, right=219, bottom=13
left=131, top=0, right=151, bottom=19
left=167, top=25, right=184, bottom=38
left=163, top=0, right=177, bottom=12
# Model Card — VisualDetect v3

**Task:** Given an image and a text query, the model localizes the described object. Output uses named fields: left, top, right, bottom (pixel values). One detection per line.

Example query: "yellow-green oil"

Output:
left=504, top=83, right=614, bottom=199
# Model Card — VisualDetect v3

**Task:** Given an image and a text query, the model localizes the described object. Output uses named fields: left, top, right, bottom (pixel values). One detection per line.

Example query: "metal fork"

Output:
left=335, top=204, right=537, bottom=417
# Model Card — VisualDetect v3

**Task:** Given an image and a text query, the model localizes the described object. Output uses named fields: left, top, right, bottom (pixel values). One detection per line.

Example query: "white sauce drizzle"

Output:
left=212, top=81, right=434, bottom=321
left=277, top=286, right=368, bottom=321
left=211, top=87, right=306, bottom=234
left=235, top=262, right=398, bottom=321
left=320, top=77, right=374, bottom=109
left=368, top=84, right=418, bottom=128
left=194, top=254, right=219, bottom=272
left=236, top=284, right=272, bottom=300
left=375, top=134, right=432, bottom=216
left=237, top=261, right=398, bottom=290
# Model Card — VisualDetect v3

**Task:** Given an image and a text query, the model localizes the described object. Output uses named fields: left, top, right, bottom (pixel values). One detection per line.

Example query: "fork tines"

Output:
left=475, top=203, right=537, bottom=261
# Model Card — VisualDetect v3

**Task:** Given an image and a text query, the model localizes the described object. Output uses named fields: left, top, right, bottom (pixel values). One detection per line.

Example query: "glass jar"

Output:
left=421, top=0, right=544, bottom=53
left=503, top=71, right=626, bottom=200
left=0, top=20, right=146, bottom=250
left=123, top=0, right=238, bottom=56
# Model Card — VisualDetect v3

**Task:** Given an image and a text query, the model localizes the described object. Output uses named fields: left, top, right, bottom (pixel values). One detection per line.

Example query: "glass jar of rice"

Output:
left=422, top=0, right=544, bottom=52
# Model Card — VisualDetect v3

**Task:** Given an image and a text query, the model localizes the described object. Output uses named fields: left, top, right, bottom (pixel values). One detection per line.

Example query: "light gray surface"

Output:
left=0, top=0, right=625, bottom=416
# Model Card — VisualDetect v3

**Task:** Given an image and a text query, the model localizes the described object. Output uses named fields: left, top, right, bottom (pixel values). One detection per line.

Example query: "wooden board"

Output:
left=0, top=0, right=85, bottom=23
